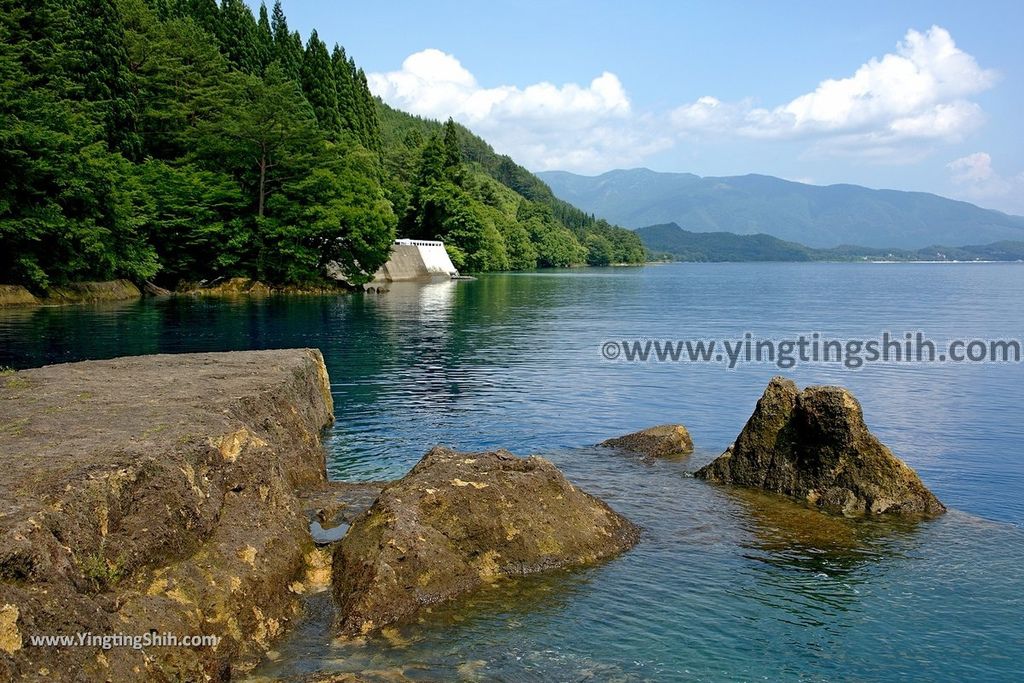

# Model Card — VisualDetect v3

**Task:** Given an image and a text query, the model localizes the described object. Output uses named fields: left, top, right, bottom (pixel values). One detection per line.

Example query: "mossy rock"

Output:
left=333, top=446, right=639, bottom=636
left=696, top=376, right=945, bottom=516
left=600, top=424, right=694, bottom=457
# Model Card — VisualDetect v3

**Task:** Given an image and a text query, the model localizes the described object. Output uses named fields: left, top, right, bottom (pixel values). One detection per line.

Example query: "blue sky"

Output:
left=254, top=1, right=1024, bottom=213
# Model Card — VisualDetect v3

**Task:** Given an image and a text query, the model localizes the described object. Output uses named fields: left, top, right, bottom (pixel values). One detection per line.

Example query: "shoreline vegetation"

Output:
left=0, top=0, right=645, bottom=300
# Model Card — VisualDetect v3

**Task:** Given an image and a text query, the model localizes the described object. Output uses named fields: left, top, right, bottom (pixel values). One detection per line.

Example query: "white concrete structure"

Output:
left=373, top=240, right=459, bottom=282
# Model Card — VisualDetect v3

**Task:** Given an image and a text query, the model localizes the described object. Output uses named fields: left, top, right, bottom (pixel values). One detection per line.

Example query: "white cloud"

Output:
left=369, top=28, right=999, bottom=173
left=368, top=49, right=671, bottom=172
left=947, top=152, right=1024, bottom=214
left=671, top=26, right=997, bottom=157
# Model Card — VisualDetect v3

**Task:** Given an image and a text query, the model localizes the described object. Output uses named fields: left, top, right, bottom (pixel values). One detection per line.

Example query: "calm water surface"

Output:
left=2, top=263, right=1022, bottom=681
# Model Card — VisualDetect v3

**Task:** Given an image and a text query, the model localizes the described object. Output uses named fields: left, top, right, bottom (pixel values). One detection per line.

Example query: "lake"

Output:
left=2, top=263, right=1022, bottom=681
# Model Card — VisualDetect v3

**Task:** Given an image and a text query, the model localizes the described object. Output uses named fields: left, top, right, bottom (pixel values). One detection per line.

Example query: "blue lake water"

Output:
left=2, top=263, right=1023, bottom=681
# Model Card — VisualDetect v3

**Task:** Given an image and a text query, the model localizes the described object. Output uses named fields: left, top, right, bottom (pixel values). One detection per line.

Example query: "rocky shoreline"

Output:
left=0, top=354, right=945, bottom=681
left=0, top=351, right=641, bottom=681
left=0, top=280, right=143, bottom=307
left=0, top=278, right=363, bottom=309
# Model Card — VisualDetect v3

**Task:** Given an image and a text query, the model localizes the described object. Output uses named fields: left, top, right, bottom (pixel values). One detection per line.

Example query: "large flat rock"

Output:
left=0, top=350, right=334, bottom=681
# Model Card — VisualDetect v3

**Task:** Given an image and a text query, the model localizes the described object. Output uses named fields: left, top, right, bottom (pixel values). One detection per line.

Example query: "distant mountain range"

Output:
left=637, top=222, right=1024, bottom=263
left=538, top=168, right=1024, bottom=249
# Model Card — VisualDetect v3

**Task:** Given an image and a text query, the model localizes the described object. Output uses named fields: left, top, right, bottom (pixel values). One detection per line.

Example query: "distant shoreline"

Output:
left=637, top=222, right=1024, bottom=264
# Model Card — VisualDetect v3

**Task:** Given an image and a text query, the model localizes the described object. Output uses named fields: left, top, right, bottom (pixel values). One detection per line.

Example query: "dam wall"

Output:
left=374, top=240, right=459, bottom=282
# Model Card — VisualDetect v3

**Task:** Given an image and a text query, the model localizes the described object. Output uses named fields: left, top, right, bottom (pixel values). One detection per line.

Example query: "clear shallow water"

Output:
left=2, top=263, right=1023, bottom=681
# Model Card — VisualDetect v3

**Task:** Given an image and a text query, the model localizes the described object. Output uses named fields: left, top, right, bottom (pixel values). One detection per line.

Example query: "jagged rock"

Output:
left=600, top=424, right=694, bottom=457
left=695, top=377, right=945, bottom=516
left=332, top=446, right=639, bottom=636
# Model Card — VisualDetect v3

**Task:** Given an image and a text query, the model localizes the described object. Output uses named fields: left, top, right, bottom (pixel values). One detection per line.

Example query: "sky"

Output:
left=253, top=1, right=1024, bottom=214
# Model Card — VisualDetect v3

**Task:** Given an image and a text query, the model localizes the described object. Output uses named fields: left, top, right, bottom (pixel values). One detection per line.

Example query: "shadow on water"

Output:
left=715, top=486, right=930, bottom=628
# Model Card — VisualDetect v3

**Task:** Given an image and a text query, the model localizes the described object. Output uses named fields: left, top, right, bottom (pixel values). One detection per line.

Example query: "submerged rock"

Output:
left=695, top=377, right=945, bottom=516
left=332, top=446, right=639, bottom=636
left=600, top=424, right=694, bottom=457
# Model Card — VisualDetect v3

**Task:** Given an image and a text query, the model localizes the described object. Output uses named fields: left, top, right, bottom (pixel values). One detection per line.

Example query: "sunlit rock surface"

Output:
left=333, top=446, right=639, bottom=636
left=600, top=424, right=694, bottom=457
left=0, top=349, right=335, bottom=681
left=696, top=376, right=945, bottom=516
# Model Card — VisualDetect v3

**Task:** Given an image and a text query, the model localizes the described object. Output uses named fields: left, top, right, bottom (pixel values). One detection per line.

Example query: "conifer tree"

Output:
left=350, top=60, right=372, bottom=143
left=354, top=67, right=383, bottom=152
left=270, top=0, right=300, bottom=80
left=301, top=30, right=341, bottom=136
left=331, top=44, right=358, bottom=134
left=442, top=118, right=461, bottom=173
left=180, top=0, right=222, bottom=42
left=63, top=0, right=140, bottom=158
left=218, top=0, right=260, bottom=73
left=255, top=3, right=273, bottom=73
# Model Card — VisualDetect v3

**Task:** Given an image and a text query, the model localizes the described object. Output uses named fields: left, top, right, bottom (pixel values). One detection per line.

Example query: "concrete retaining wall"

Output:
left=374, top=241, right=458, bottom=282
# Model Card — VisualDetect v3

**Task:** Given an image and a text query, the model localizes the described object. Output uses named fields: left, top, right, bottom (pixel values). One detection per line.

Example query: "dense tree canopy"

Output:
left=0, top=0, right=645, bottom=293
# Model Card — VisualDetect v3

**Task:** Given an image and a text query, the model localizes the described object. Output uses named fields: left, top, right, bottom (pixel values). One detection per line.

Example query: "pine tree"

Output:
left=62, top=0, right=140, bottom=158
left=180, top=0, right=222, bottom=42
left=331, top=44, right=358, bottom=134
left=442, top=118, right=461, bottom=172
left=195, top=63, right=318, bottom=219
left=218, top=0, right=260, bottom=73
left=270, top=0, right=300, bottom=80
left=354, top=66, right=382, bottom=152
left=301, top=30, right=341, bottom=136
left=255, top=3, right=273, bottom=74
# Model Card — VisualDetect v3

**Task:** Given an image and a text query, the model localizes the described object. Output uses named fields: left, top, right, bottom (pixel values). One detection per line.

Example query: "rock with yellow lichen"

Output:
left=695, top=376, right=945, bottom=516
left=0, top=350, right=335, bottom=681
left=332, top=446, right=639, bottom=636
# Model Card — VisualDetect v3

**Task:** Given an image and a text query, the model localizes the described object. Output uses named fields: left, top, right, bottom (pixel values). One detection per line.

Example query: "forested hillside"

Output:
left=0, top=0, right=644, bottom=293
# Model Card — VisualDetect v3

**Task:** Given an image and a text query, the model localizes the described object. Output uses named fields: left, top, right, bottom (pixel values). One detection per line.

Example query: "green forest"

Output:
left=0, top=0, right=645, bottom=293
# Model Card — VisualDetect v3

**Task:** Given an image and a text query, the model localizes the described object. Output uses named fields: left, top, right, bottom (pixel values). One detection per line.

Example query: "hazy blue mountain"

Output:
left=637, top=222, right=1024, bottom=262
left=538, top=169, right=1024, bottom=248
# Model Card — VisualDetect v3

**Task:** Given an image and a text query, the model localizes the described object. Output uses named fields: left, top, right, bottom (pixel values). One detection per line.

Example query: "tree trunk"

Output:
left=258, top=155, right=267, bottom=218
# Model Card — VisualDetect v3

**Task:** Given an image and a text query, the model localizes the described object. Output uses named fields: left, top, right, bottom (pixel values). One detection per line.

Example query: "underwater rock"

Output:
left=600, top=424, right=694, bottom=457
left=332, top=446, right=639, bottom=636
left=695, top=376, right=945, bottom=516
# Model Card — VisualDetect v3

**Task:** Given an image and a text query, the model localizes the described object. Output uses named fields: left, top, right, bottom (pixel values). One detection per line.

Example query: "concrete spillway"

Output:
left=373, top=239, right=459, bottom=282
